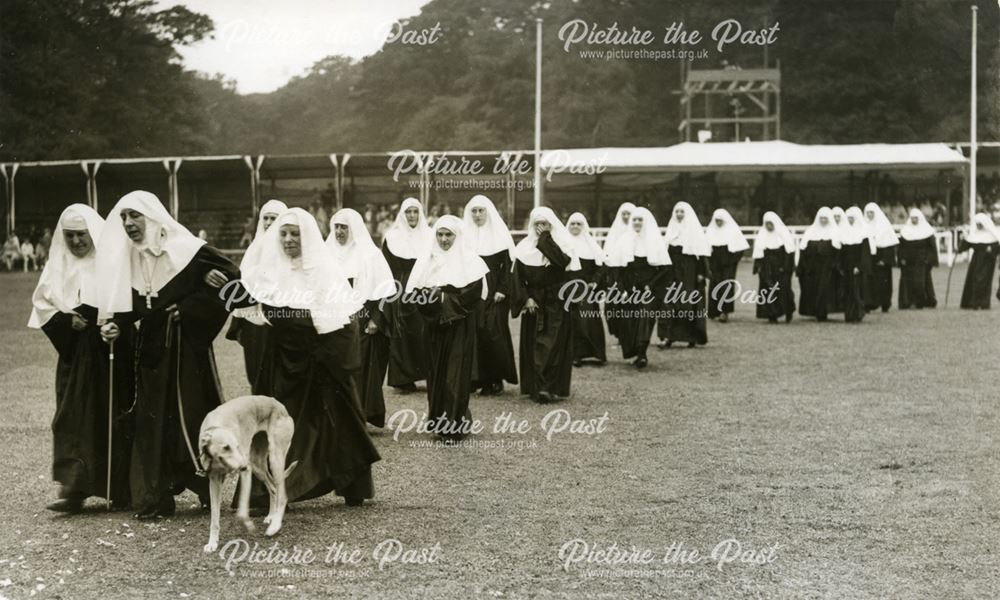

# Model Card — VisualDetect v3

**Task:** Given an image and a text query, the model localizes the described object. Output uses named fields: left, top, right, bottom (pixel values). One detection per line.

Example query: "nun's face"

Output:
left=714, top=217, right=724, bottom=228
left=620, top=210, right=631, bottom=225
left=865, top=209, right=875, bottom=221
left=121, top=210, right=146, bottom=243
left=280, top=224, right=302, bottom=258
left=976, top=221, right=985, bottom=231
left=847, top=215, right=856, bottom=225
left=261, top=212, right=279, bottom=230
left=568, top=221, right=583, bottom=236
left=64, top=229, right=93, bottom=258
left=436, top=228, right=455, bottom=251
left=819, top=216, right=830, bottom=227
left=534, top=219, right=552, bottom=236
left=404, top=206, right=420, bottom=227
left=333, top=223, right=349, bottom=245
left=632, top=216, right=644, bottom=232
left=833, top=213, right=842, bottom=224
left=764, top=221, right=775, bottom=232
left=471, top=206, right=487, bottom=226
left=910, top=215, right=919, bottom=225
left=674, top=207, right=685, bottom=222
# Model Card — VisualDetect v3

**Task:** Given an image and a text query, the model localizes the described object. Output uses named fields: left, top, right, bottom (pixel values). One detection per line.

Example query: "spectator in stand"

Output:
left=21, top=238, right=36, bottom=272
left=239, top=215, right=254, bottom=248
left=2, top=234, right=21, bottom=271
left=34, top=227, right=52, bottom=269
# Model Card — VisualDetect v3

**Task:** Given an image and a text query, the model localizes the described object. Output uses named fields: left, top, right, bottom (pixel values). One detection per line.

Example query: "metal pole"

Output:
left=969, top=5, right=978, bottom=223
left=533, top=18, right=543, bottom=208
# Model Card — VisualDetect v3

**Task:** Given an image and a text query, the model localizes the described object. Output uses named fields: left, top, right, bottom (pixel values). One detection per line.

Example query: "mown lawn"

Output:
left=1, top=263, right=998, bottom=599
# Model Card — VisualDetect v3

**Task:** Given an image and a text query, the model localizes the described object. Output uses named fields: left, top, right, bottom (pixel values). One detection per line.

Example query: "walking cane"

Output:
left=944, top=252, right=958, bottom=307
left=106, top=339, right=114, bottom=511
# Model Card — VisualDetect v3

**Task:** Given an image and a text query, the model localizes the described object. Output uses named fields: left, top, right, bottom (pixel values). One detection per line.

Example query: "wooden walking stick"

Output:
left=106, top=339, right=114, bottom=511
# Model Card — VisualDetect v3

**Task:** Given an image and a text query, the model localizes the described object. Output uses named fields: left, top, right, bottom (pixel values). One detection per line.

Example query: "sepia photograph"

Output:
left=1, top=0, right=999, bottom=597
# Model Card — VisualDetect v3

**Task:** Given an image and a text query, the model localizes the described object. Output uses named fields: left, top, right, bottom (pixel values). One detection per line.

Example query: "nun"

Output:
left=29, top=205, right=131, bottom=513
left=246, top=208, right=380, bottom=505
left=751, top=211, right=796, bottom=323
left=226, top=199, right=287, bottom=392
left=603, top=207, right=671, bottom=368
left=958, top=213, right=1000, bottom=309
left=511, top=207, right=581, bottom=402
left=566, top=212, right=608, bottom=366
left=407, top=215, right=488, bottom=441
left=96, top=191, right=250, bottom=519
left=862, top=202, right=898, bottom=312
left=381, top=198, right=432, bottom=392
left=897, top=208, right=938, bottom=309
left=829, top=206, right=848, bottom=312
left=659, top=201, right=711, bottom=348
left=705, top=208, right=750, bottom=322
left=839, top=207, right=875, bottom=323
left=463, top=195, right=518, bottom=395
left=796, top=207, right=841, bottom=322
left=601, top=202, right=636, bottom=341
left=328, top=208, right=397, bottom=427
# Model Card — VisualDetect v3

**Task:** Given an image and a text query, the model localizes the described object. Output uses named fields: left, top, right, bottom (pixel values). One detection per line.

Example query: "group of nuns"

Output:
left=28, top=190, right=1000, bottom=514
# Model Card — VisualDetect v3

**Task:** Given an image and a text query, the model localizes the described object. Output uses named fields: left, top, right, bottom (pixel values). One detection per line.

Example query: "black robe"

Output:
left=417, top=280, right=483, bottom=440
left=797, top=240, right=839, bottom=321
left=603, top=265, right=625, bottom=341
left=864, top=246, right=896, bottom=312
left=224, top=318, right=271, bottom=394
left=381, top=244, right=427, bottom=386
left=753, top=248, right=796, bottom=322
left=707, top=246, right=743, bottom=317
left=43, top=304, right=133, bottom=505
left=111, top=246, right=244, bottom=512
left=260, top=306, right=380, bottom=502
left=959, top=240, right=999, bottom=309
left=511, top=233, right=575, bottom=400
left=617, top=257, right=669, bottom=360
left=898, top=237, right=938, bottom=309
left=473, top=250, right=518, bottom=388
left=657, top=246, right=708, bottom=345
left=356, top=298, right=391, bottom=427
left=839, top=242, right=873, bottom=323
left=572, top=258, right=607, bottom=363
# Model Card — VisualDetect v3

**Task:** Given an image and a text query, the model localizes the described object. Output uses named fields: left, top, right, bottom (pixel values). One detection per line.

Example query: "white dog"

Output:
left=198, top=395, right=297, bottom=553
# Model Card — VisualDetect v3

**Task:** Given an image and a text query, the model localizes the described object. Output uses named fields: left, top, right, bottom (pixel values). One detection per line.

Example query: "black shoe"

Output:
left=768, top=317, right=778, bottom=323
left=881, top=306, right=890, bottom=313
left=394, top=383, right=418, bottom=394
left=572, top=360, right=583, bottom=367
left=135, top=495, right=175, bottom=520
left=719, top=313, right=728, bottom=323
left=47, top=497, right=84, bottom=514
left=657, top=340, right=672, bottom=349
left=785, top=314, right=793, bottom=323
left=536, top=391, right=552, bottom=404
left=687, top=342, right=696, bottom=348
left=345, top=497, right=364, bottom=507
left=634, top=357, right=648, bottom=369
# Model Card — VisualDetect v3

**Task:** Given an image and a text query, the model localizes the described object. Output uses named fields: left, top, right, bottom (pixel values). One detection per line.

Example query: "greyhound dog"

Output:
left=198, top=395, right=297, bottom=553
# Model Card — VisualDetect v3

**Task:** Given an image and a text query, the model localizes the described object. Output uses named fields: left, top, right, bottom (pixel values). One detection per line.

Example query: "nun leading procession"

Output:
left=28, top=190, right=1000, bottom=514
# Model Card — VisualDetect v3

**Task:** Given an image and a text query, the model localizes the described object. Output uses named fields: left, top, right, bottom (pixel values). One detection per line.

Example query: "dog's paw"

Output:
left=262, top=514, right=272, bottom=525
left=265, top=520, right=282, bottom=537
left=204, top=541, right=218, bottom=553
left=240, top=517, right=256, bottom=533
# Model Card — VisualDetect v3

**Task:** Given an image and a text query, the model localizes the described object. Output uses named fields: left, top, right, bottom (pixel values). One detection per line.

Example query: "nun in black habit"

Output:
left=408, top=215, right=488, bottom=441
left=566, top=212, right=608, bottom=366
left=897, top=208, right=938, bottom=309
left=751, top=212, right=796, bottom=323
left=462, top=195, right=518, bottom=395
left=30, top=205, right=133, bottom=513
left=511, top=207, right=581, bottom=403
left=658, top=201, right=710, bottom=347
left=796, top=207, right=841, bottom=322
left=959, top=213, right=1000, bottom=309
left=245, top=208, right=380, bottom=505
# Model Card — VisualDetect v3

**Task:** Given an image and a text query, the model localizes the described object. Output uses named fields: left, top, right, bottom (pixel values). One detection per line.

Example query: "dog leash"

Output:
left=174, top=323, right=207, bottom=478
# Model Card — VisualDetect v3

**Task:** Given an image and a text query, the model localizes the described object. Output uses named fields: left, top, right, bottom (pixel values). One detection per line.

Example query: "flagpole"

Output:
left=533, top=18, right=543, bottom=209
left=969, top=5, right=978, bottom=224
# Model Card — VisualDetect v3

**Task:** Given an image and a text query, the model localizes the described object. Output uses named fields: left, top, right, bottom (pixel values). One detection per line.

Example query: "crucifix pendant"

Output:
left=144, top=285, right=158, bottom=309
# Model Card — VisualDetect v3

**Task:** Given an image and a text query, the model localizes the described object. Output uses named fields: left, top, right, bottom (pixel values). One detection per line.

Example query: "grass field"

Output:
left=1, top=264, right=999, bottom=599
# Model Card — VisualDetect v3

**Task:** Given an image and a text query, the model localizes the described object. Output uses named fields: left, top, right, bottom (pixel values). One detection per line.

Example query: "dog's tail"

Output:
left=284, top=461, right=298, bottom=478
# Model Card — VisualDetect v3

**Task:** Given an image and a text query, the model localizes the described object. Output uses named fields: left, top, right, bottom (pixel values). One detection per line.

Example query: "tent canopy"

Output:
left=539, top=141, right=968, bottom=174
